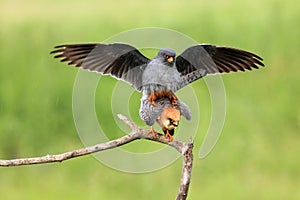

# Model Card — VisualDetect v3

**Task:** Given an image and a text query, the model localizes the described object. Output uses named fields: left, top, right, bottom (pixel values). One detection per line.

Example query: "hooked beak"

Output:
left=167, top=56, right=174, bottom=63
left=172, top=121, right=179, bottom=127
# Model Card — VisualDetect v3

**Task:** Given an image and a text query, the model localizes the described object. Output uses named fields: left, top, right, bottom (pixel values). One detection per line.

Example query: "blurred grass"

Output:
left=0, top=0, right=299, bottom=199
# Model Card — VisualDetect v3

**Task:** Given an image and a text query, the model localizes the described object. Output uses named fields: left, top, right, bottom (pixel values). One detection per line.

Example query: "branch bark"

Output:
left=0, top=114, right=194, bottom=200
left=176, top=139, right=194, bottom=200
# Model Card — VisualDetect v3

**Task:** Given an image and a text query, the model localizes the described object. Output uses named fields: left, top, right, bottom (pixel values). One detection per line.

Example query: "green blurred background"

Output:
left=0, top=0, right=299, bottom=199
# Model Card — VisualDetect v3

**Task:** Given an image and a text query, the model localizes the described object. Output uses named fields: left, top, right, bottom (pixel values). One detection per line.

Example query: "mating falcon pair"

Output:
left=51, top=43, right=264, bottom=141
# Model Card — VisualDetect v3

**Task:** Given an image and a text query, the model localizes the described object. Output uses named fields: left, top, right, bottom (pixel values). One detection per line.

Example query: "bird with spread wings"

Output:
left=51, top=43, right=264, bottom=141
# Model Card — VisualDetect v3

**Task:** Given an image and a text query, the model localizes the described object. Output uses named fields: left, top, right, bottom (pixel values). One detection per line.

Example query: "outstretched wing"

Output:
left=51, top=43, right=151, bottom=91
left=176, top=45, right=264, bottom=77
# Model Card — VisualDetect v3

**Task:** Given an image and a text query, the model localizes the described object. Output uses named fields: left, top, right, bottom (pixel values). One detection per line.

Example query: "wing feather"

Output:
left=176, top=45, right=264, bottom=76
left=51, top=43, right=150, bottom=91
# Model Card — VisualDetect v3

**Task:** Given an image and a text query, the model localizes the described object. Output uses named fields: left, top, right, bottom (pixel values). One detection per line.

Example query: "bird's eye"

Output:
left=164, top=54, right=169, bottom=59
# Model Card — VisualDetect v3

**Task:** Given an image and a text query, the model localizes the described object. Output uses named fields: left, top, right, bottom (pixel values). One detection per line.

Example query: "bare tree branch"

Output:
left=176, top=138, right=194, bottom=200
left=0, top=114, right=194, bottom=200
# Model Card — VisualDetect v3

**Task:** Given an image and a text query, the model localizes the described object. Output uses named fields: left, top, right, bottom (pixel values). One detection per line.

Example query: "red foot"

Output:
left=170, top=96, right=178, bottom=106
left=148, top=91, right=178, bottom=107
left=165, top=130, right=173, bottom=142
left=148, top=93, right=157, bottom=106
left=148, top=127, right=157, bottom=140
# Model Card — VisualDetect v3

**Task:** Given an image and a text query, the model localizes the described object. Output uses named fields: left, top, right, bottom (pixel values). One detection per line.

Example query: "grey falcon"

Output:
left=51, top=43, right=264, bottom=139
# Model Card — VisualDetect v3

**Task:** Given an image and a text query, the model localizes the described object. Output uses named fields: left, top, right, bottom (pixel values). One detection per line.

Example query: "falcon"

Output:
left=51, top=43, right=264, bottom=140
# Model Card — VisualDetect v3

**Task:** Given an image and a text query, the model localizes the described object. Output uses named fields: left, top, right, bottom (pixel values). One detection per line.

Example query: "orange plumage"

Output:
left=156, top=107, right=181, bottom=142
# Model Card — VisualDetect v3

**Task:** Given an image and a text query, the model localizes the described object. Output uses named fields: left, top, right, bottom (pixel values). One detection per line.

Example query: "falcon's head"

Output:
left=159, top=107, right=180, bottom=131
left=156, top=48, right=176, bottom=66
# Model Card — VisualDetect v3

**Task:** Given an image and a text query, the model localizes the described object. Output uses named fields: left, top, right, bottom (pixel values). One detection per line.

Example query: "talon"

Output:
left=171, top=94, right=178, bottom=106
left=165, top=130, right=173, bottom=142
left=151, top=100, right=157, bottom=106
left=148, top=127, right=157, bottom=140
left=148, top=93, right=157, bottom=106
left=171, top=98, right=178, bottom=106
left=165, top=92, right=177, bottom=106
